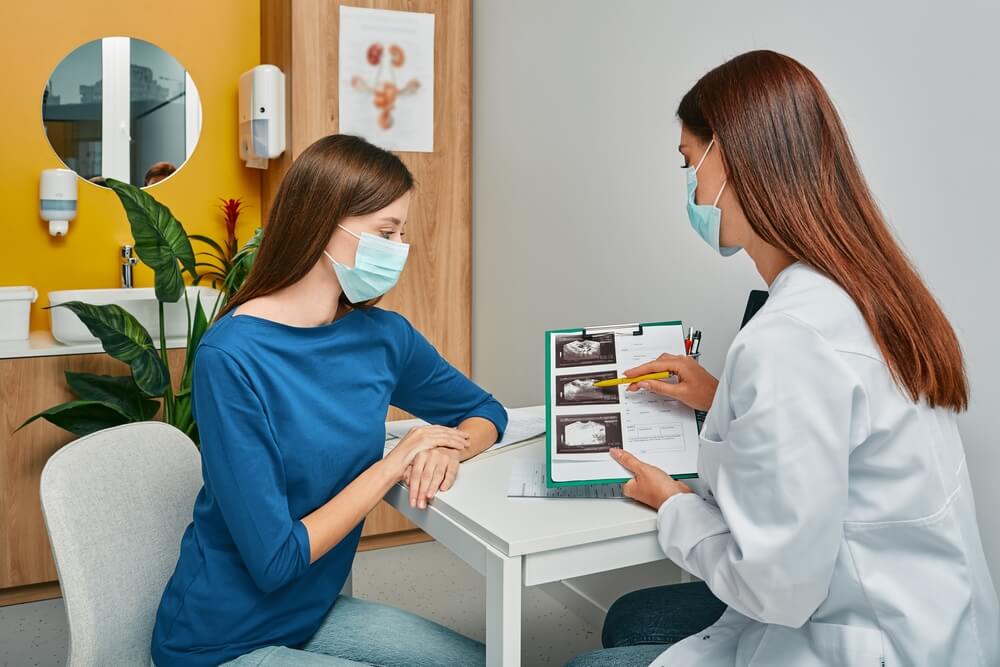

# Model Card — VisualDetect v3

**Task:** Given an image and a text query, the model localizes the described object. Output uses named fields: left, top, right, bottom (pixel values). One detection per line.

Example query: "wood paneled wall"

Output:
left=261, top=0, right=473, bottom=541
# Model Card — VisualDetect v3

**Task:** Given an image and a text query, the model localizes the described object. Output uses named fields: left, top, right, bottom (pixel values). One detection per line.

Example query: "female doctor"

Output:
left=568, top=50, right=999, bottom=667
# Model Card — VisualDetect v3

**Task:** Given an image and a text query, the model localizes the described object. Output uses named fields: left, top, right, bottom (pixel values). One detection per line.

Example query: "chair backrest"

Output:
left=40, top=421, right=202, bottom=667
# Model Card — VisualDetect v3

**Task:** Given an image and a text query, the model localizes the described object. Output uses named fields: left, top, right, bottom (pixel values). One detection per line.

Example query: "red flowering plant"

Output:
left=190, top=198, right=262, bottom=319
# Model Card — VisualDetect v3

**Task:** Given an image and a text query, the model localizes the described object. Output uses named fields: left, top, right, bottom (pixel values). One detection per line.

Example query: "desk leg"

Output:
left=486, top=553, right=522, bottom=667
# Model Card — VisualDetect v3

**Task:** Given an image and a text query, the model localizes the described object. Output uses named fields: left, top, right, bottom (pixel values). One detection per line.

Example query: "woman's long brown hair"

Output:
left=678, top=50, right=967, bottom=411
left=218, top=134, right=414, bottom=321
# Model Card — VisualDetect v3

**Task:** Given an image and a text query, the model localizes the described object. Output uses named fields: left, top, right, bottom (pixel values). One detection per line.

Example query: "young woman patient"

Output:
left=151, top=134, right=507, bottom=667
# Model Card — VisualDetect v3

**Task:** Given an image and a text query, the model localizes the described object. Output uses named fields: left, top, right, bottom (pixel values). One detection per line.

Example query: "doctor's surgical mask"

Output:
left=323, top=224, right=410, bottom=303
left=686, top=137, right=742, bottom=257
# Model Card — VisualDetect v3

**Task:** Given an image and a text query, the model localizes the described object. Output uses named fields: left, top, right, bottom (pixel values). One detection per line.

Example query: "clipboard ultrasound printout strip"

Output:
left=546, top=321, right=700, bottom=488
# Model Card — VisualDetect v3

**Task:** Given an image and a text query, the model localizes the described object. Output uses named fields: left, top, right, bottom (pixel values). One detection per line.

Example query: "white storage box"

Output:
left=0, top=286, right=37, bottom=341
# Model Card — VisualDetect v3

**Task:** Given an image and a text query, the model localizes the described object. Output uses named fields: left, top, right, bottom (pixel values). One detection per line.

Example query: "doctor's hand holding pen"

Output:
left=604, top=348, right=718, bottom=510
left=621, top=352, right=719, bottom=412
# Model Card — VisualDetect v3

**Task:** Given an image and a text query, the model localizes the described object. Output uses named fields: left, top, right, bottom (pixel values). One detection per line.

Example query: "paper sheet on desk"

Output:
left=383, top=405, right=546, bottom=457
left=508, top=460, right=625, bottom=499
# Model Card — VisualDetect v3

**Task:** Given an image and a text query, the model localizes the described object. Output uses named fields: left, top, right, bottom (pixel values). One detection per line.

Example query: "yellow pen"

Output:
left=592, top=371, right=672, bottom=388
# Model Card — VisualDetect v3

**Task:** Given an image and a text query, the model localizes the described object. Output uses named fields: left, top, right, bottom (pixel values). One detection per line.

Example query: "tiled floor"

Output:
left=0, top=597, right=67, bottom=667
left=0, top=541, right=601, bottom=666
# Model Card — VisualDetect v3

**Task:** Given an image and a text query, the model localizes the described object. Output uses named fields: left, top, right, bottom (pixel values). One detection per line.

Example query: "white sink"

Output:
left=48, top=286, right=222, bottom=345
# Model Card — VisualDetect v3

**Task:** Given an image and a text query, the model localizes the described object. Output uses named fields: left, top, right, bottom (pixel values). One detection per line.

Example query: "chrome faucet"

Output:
left=121, top=245, right=138, bottom=288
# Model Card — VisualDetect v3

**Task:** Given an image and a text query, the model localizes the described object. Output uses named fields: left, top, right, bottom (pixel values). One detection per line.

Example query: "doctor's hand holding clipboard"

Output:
left=566, top=50, right=998, bottom=667
left=604, top=352, right=716, bottom=509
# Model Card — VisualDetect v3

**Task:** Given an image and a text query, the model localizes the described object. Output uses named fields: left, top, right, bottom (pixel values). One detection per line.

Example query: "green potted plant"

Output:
left=190, top=197, right=262, bottom=320
left=16, top=179, right=262, bottom=444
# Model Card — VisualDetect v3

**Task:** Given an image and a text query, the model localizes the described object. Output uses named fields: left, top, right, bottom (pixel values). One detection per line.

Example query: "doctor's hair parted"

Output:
left=217, top=134, right=415, bottom=320
left=678, top=49, right=968, bottom=411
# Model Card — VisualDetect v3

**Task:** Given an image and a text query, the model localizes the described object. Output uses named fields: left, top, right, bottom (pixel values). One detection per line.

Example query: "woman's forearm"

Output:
left=455, top=416, right=499, bottom=460
left=303, top=419, right=495, bottom=563
left=301, top=459, right=398, bottom=563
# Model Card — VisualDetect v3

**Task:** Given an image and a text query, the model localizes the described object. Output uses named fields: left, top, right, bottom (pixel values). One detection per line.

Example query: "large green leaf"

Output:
left=171, top=393, right=195, bottom=440
left=50, top=301, right=169, bottom=396
left=64, top=371, right=160, bottom=421
left=172, top=293, right=210, bottom=446
left=106, top=178, right=196, bottom=303
left=15, top=400, right=134, bottom=437
left=188, top=294, right=211, bottom=363
left=178, top=293, right=209, bottom=395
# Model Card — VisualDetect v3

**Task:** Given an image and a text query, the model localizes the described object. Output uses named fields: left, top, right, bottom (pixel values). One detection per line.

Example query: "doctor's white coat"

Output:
left=653, top=262, right=999, bottom=666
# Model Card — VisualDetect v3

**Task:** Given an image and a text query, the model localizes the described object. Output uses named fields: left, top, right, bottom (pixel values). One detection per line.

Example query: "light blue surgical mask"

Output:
left=686, top=137, right=741, bottom=257
left=323, top=225, right=409, bottom=303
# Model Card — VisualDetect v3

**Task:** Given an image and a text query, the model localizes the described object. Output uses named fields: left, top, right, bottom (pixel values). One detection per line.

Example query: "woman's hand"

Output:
left=384, top=425, right=469, bottom=481
left=405, top=447, right=460, bottom=509
left=611, top=448, right=693, bottom=510
left=624, top=353, right=719, bottom=411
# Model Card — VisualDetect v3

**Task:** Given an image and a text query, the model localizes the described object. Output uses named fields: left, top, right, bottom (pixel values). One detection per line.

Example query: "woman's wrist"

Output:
left=372, top=457, right=404, bottom=487
left=440, top=446, right=462, bottom=461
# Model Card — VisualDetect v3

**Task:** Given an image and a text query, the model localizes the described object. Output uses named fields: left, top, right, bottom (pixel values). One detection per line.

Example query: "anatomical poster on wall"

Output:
left=339, top=5, right=435, bottom=153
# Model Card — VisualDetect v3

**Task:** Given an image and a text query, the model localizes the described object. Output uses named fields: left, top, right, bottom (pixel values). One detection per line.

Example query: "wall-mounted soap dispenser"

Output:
left=40, top=168, right=77, bottom=236
left=239, top=65, right=286, bottom=169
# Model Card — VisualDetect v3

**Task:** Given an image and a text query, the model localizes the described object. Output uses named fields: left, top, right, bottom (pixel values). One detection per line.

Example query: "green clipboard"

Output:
left=545, top=320, right=700, bottom=488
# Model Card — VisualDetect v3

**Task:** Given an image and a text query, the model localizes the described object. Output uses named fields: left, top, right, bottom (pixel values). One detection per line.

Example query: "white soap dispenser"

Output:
left=239, top=65, right=286, bottom=169
left=40, top=168, right=78, bottom=236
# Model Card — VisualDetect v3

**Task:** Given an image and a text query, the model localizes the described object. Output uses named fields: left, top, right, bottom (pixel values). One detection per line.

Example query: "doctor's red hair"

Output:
left=678, top=50, right=968, bottom=411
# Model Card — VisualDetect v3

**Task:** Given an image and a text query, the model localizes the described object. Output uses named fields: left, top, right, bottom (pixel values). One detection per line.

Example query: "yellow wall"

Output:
left=0, top=1, right=262, bottom=331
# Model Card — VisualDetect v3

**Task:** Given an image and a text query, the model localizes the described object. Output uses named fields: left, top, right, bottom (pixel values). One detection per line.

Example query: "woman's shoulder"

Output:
left=195, top=306, right=415, bottom=357
left=360, top=305, right=408, bottom=324
left=198, top=310, right=244, bottom=351
left=751, top=264, right=879, bottom=359
left=356, top=306, right=416, bottom=336
left=733, top=310, right=829, bottom=359
left=193, top=311, right=270, bottom=373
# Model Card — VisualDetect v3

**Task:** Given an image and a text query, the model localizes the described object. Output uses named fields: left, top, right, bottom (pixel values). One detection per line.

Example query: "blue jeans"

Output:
left=565, top=582, right=726, bottom=667
left=221, top=595, right=484, bottom=666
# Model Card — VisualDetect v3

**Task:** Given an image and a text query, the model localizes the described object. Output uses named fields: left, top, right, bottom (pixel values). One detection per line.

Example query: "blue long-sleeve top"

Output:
left=151, top=307, right=507, bottom=667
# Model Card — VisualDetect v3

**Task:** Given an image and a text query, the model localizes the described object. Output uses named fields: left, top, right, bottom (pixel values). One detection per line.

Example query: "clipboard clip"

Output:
left=581, top=322, right=645, bottom=338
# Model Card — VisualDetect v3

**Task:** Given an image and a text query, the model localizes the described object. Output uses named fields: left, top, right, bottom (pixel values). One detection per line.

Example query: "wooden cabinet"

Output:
left=262, top=1, right=473, bottom=545
left=0, top=349, right=186, bottom=606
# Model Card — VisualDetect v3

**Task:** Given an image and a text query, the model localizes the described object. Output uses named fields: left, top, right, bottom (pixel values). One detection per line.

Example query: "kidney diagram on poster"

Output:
left=339, top=5, right=435, bottom=153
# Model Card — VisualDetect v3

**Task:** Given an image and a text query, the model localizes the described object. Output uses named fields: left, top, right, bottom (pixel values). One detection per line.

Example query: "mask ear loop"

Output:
left=327, top=225, right=362, bottom=268
left=337, top=224, right=363, bottom=240
left=712, top=180, right=727, bottom=207
left=693, top=137, right=716, bottom=173
left=693, top=137, right=727, bottom=206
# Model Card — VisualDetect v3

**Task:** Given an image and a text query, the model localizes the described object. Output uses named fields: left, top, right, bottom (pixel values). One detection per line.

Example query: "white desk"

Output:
left=382, top=436, right=668, bottom=667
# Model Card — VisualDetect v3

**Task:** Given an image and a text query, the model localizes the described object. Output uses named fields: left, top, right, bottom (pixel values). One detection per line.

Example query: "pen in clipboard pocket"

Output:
left=685, top=327, right=701, bottom=356
left=687, top=328, right=707, bottom=429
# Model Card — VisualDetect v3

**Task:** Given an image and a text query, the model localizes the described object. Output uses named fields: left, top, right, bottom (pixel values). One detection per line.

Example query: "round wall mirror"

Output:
left=42, top=37, right=202, bottom=188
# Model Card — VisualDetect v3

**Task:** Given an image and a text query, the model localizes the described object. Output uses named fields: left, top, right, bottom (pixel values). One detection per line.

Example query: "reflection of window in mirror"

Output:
left=41, top=37, right=202, bottom=189
left=43, top=40, right=102, bottom=180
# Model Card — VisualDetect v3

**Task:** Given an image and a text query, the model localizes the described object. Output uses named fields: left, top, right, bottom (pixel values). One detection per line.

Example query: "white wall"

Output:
left=473, top=0, right=1000, bottom=586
